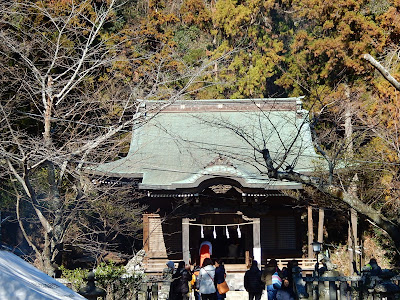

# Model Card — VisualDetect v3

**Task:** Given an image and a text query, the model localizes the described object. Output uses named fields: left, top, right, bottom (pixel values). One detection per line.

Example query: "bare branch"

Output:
left=362, top=53, right=400, bottom=91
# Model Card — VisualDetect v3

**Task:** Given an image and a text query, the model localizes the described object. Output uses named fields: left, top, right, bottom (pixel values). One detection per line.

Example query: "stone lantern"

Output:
left=78, top=272, right=106, bottom=300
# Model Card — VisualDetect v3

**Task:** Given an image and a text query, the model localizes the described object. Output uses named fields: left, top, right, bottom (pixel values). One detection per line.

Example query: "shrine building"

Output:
left=91, top=98, right=322, bottom=273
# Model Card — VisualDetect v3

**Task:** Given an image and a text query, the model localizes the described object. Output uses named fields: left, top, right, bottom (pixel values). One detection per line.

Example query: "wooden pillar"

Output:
left=318, top=208, right=324, bottom=243
left=253, top=218, right=261, bottom=268
left=308, top=206, right=314, bottom=258
left=143, top=214, right=150, bottom=265
left=182, top=218, right=190, bottom=264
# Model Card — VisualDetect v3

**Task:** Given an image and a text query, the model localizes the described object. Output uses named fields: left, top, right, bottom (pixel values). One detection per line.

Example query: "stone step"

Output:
left=225, top=272, right=245, bottom=291
left=225, top=291, right=253, bottom=299
left=140, top=289, right=254, bottom=300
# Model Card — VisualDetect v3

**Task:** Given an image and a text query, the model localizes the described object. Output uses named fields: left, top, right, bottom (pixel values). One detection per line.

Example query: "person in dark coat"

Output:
left=276, top=278, right=295, bottom=300
left=369, top=258, right=382, bottom=276
left=214, top=259, right=227, bottom=300
left=170, top=261, right=192, bottom=300
left=244, top=260, right=264, bottom=300
left=281, top=260, right=296, bottom=290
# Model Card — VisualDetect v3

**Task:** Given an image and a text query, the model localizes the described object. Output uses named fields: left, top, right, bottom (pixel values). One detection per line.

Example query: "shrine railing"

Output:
left=292, top=268, right=400, bottom=300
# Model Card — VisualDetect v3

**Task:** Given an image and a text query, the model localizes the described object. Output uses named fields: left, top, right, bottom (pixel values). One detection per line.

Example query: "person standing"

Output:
left=164, top=261, right=175, bottom=279
left=170, top=261, right=192, bottom=300
left=244, top=260, right=263, bottom=300
left=214, top=259, right=227, bottom=300
left=199, top=241, right=213, bottom=267
left=191, top=264, right=201, bottom=300
left=281, top=260, right=296, bottom=290
left=261, top=259, right=282, bottom=300
left=198, top=258, right=217, bottom=300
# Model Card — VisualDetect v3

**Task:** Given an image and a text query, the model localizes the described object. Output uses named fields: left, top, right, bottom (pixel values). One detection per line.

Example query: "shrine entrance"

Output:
left=183, top=213, right=260, bottom=267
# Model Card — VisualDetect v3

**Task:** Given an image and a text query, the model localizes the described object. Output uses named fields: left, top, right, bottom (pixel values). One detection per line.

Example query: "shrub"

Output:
left=60, top=262, right=145, bottom=299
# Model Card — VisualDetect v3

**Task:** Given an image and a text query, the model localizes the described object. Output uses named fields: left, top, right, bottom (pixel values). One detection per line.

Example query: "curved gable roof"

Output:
left=92, top=98, right=322, bottom=190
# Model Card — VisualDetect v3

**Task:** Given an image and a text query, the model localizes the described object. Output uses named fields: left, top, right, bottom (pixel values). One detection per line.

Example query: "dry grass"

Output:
left=329, top=234, right=392, bottom=276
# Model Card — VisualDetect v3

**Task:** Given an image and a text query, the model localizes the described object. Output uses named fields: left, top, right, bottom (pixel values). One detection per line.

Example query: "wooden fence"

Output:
left=276, top=258, right=317, bottom=272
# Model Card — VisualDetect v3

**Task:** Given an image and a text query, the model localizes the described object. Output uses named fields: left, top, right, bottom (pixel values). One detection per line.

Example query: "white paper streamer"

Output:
left=201, top=225, right=204, bottom=238
left=213, top=226, right=217, bottom=239
left=237, top=225, right=241, bottom=238
left=226, top=226, right=230, bottom=239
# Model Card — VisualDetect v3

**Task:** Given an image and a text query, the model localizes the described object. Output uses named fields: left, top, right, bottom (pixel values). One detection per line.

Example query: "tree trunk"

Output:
left=43, top=78, right=53, bottom=146
left=350, top=208, right=358, bottom=274
left=47, top=161, right=65, bottom=274
left=348, top=218, right=354, bottom=275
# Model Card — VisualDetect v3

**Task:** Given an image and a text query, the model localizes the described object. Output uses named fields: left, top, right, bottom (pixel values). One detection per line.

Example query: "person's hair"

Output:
left=267, top=258, right=277, bottom=266
left=177, top=261, right=185, bottom=269
left=252, top=260, right=258, bottom=267
left=290, top=259, right=298, bottom=266
left=202, top=258, right=213, bottom=267
left=215, top=258, right=223, bottom=265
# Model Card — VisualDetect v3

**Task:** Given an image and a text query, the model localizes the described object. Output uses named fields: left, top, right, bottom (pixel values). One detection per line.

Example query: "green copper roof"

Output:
left=92, top=98, right=322, bottom=190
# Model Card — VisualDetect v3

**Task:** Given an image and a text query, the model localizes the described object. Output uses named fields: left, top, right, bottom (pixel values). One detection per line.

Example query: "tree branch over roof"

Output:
left=362, top=54, right=400, bottom=91
left=261, top=147, right=400, bottom=251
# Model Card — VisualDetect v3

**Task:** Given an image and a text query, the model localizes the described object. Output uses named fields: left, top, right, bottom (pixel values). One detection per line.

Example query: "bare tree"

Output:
left=258, top=105, right=400, bottom=251
left=0, top=0, right=220, bottom=275
left=188, top=95, right=400, bottom=252
left=362, top=54, right=400, bottom=92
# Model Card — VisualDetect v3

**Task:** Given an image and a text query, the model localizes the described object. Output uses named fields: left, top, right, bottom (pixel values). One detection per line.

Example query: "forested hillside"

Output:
left=1, top=0, right=400, bottom=274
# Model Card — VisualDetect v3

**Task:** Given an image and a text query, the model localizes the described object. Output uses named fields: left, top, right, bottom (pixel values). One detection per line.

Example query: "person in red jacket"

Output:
left=199, top=241, right=212, bottom=267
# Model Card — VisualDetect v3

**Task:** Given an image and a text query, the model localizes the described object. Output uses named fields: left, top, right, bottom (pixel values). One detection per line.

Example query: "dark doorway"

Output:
left=189, top=213, right=253, bottom=265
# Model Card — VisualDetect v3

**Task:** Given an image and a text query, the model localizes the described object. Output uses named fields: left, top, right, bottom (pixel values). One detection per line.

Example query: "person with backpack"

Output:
left=261, top=259, right=282, bottom=300
left=198, top=258, right=217, bottom=300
